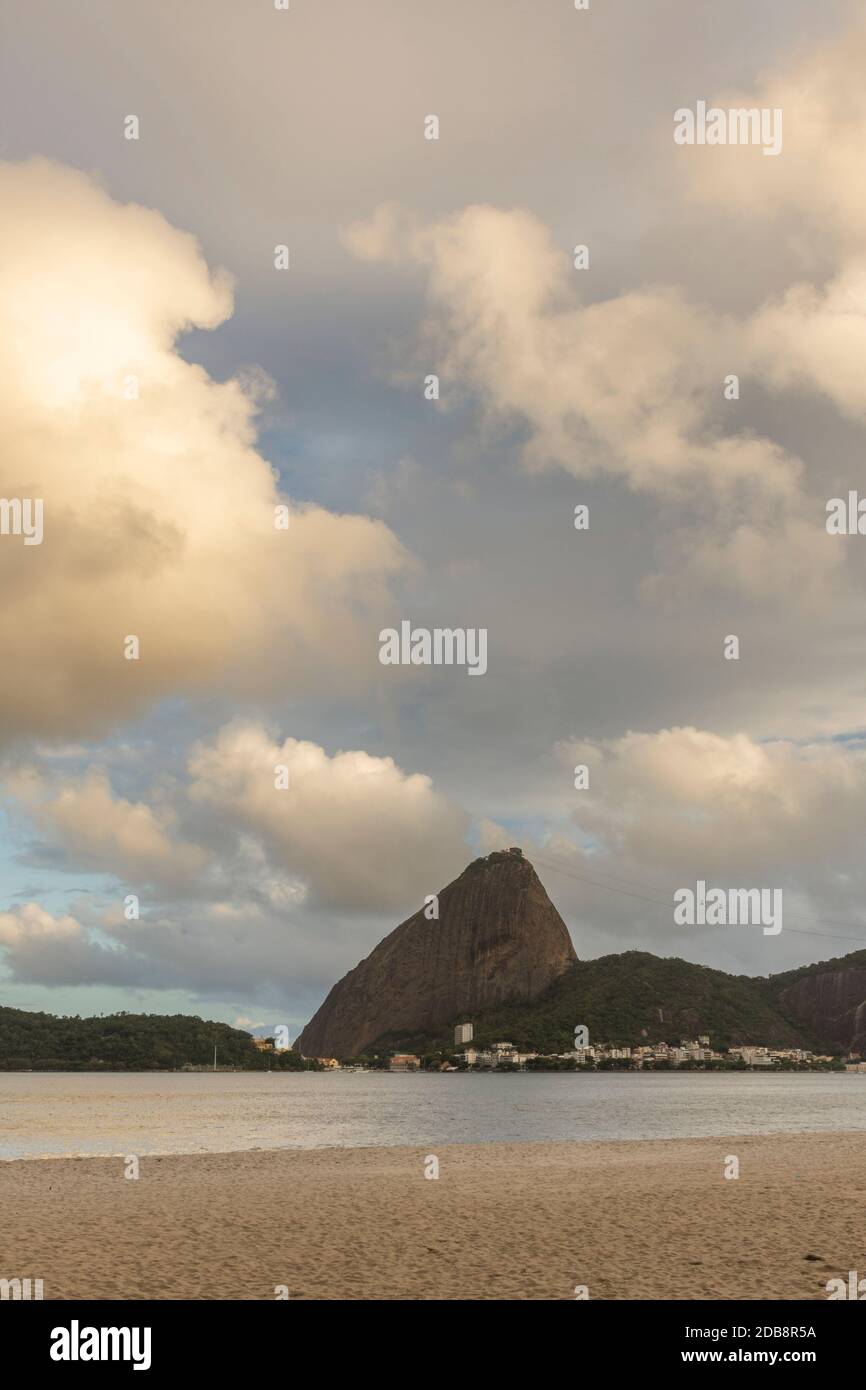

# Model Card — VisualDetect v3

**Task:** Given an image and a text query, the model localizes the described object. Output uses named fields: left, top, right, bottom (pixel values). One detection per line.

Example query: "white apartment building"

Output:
left=729, top=1046, right=774, bottom=1066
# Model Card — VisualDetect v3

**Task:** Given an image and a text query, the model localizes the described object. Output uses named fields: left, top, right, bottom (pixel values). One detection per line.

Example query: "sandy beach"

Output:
left=1, top=1131, right=864, bottom=1300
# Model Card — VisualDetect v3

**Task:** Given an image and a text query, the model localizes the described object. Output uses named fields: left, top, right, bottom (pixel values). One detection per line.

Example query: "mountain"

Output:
left=4, top=856, right=866, bottom=1067
left=297, top=850, right=866, bottom=1059
left=763, top=950, right=866, bottom=1055
left=369, top=952, right=808, bottom=1056
left=295, top=848, right=578, bottom=1058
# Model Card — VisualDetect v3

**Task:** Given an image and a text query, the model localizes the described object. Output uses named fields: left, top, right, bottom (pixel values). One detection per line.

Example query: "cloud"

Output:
left=344, top=202, right=841, bottom=600
left=0, top=902, right=80, bottom=947
left=187, top=720, right=469, bottom=910
left=6, top=766, right=206, bottom=888
left=0, top=903, right=104, bottom=987
left=557, top=726, right=866, bottom=879
left=344, top=204, right=791, bottom=493
left=0, top=719, right=471, bottom=932
left=749, top=260, right=866, bottom=419
left=0, top=891, right=367, bottom=1004
left=673, top=23, right=866, bottom=429
left=344, top=18, right=866, bottom=606
left=0, top=159, right=408, bottom=742
left=683, top=20, right=866, bottom=252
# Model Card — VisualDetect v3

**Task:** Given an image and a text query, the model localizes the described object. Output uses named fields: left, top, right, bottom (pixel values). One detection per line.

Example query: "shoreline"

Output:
left=2, top=1131, right=864, bottom=1299
left=3, top=1122, right=866, bottom=1164
left=0, top=1065, right=855, bottom=1073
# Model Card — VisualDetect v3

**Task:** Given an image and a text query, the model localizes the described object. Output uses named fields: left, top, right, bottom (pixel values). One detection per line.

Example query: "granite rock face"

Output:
left=295, top=849, right=577, bottom=1058
left=776, top=968, right=866, bottom=1054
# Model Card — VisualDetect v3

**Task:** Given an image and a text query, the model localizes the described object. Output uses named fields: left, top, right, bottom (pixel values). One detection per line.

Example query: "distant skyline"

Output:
left=2, top=0, right=866, bottom=1040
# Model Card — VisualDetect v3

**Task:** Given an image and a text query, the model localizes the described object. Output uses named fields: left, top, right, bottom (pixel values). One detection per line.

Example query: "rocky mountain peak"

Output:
left=295, top=850, right=577, bottom=1058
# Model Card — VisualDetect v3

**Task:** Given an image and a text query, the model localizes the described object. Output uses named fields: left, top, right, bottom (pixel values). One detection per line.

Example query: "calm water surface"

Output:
left=2, top=1071, right=866, bottom=1159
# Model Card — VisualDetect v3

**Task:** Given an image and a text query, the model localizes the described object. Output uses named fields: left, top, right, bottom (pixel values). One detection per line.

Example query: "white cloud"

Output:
left=683, top=20, right=866, bottom=253
left=0, top=159, right=408, bottom=742
left=187, top=720, right=469, bottom=910
left=0, top=902, right=81, bottom=947
left=749, top=260, right=866, bottom=419
left=557, top=726, right=866, bottom=878
left=345, top=201, right=842, bottom=600
left=6, top=766, right=205, bottom=888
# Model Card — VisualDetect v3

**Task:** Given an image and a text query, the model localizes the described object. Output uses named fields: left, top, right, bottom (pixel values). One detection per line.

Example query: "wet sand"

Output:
left=2, top=1131, right=864, bottom=1299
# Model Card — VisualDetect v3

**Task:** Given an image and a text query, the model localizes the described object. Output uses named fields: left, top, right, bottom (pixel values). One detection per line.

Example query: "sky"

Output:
left=1, top=0, right=866, bottom=1039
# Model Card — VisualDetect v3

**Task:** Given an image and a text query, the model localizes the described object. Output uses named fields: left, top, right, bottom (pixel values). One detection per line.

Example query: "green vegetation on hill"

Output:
left=762, top=949, right=866, bottom=997
left=0, top=1007, right=314, bottom=1071
left=368, top=951, right=818, bottom=1056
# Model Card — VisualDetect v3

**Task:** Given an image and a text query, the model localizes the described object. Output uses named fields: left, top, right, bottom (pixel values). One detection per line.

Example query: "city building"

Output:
left=729, top=1046, right=773, bottom=1067
left=389, top=1054, right=420, bottom=1072
left=454, top=1022, right=473, bottom=1045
